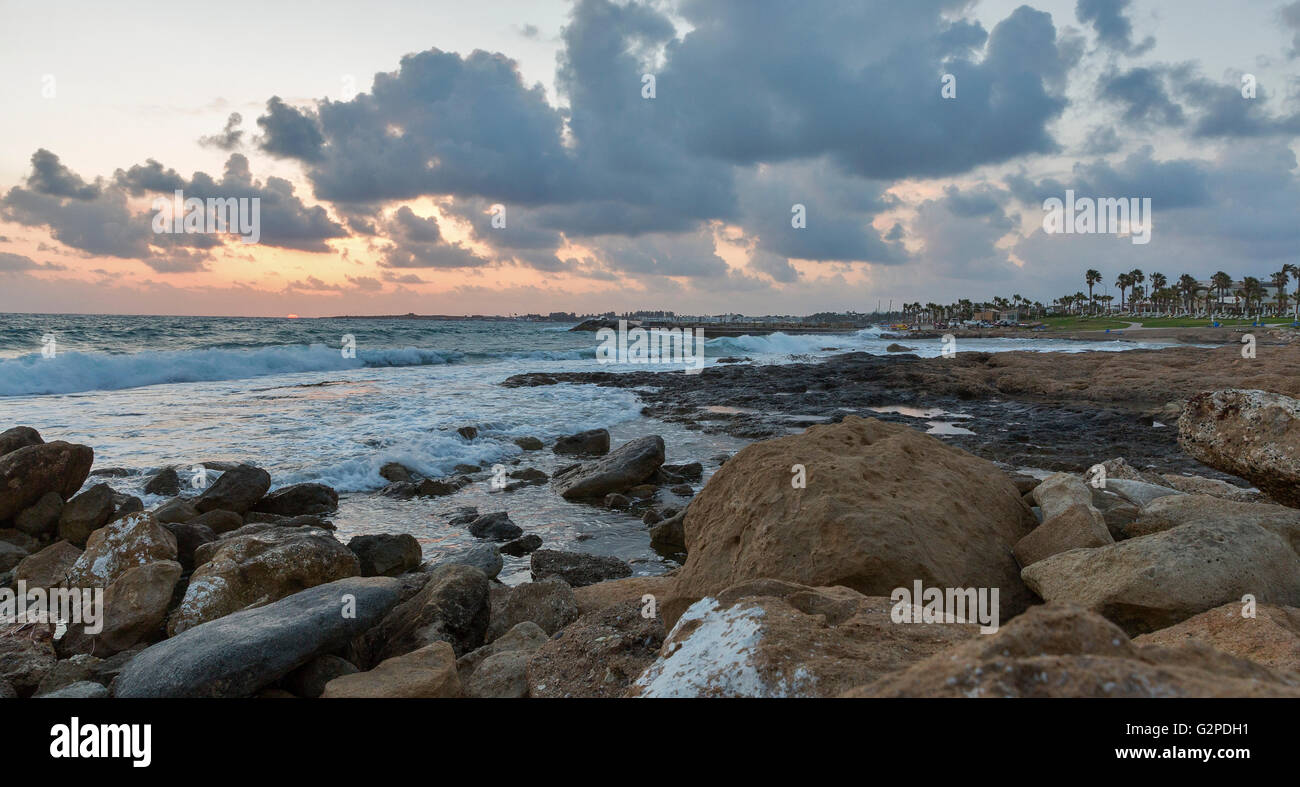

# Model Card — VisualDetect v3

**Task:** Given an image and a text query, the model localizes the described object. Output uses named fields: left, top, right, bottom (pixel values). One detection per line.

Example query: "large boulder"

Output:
left=322, top=641, right=461, bottom=698
left=348, top=533, right=422, bottom=577
left=1022, top=520, right=1300, bottom=635
left=458, top=622, right=549, bottom=698
left=1135, top=602, right=1300, bottom=674
left=57, top=483, right=118, bottom=547
left=1178, top=389, right=1300, bottom=507
left=162, top=522, right=217, bottom=572
left=1126, top=494, right=1300, bottom=551
left=0, top=426, right=43, bottom=457
left=14, top=540, right=82, bottom=589
left=143, top=466, right=180, bottom=497
left=486, top=577, right=579, bottom=641
left=849, top=603, right=1300, bottom=697
left=0, top=441, right=94, bottom=521
left=251, top=482, right=339, bottom=517
left=168, top=527, right=359, bottom=635
left=193, top=463, right=271, bottom=514
left=662, top=417, right=1036, bottom=627
left=527, top=600, right=666, bottom=698
left=113, top=577, right=401, bottom=698
left=60, top=560, right=183, bottom=657
left=551, top=436, right=665, bottom=499
left=14, top=491, right=63, bottom=538
left=66, top=512, right=178, bottom=589
left=572, top=574, right=676, bottom=617
left=465, top=511, right=522, bottom=541
left=530, top=549, right=632, bottom=587
left=553, top=428, right=610, bottom=456
left=353, top=563, right=490, bottom=666
left=1013, top=503, right=1112, bottom=567
left=629, top=580, right=978, bottom=698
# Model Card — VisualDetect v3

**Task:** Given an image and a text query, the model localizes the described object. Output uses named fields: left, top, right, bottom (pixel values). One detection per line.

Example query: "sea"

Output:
left=0, top=313, right=1177, bottom=582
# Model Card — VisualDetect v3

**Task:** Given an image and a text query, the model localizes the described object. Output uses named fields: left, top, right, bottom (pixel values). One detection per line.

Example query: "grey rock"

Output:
left=530, top=549, right=632, bottom=587
left=551, top=436, right=665, bottom=500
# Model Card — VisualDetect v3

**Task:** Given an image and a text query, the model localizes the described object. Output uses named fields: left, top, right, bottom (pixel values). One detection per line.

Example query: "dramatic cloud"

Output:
left=199, top=113, right=245, bottom=151
left=1075, top=0, right=1153, bottom=55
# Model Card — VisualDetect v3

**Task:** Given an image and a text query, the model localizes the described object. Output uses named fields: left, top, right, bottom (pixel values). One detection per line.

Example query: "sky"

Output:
left=0, top=0, right=1297, bottom=317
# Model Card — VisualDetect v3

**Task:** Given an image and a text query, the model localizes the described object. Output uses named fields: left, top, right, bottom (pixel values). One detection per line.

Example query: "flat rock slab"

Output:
left=113, top=577, right=399, bottom=698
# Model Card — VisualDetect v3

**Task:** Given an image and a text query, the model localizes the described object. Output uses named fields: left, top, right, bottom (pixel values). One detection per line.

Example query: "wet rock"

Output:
left=457, top=426, right=478, bottom=440
left=514, top=436, right=543, bottom=451
left=187, top=509, right=244, bottom=534
left=143, top=466, right=181, bottom=497
left=530, top=549, right=632, bottom=587
left=193, top=463, right=271, bottom=515
left=252, top=482, right=339, bottom=517
left=466, top=511, right=522, bottom=541
left=604, top=493, right=631, bottom=508
left=850, top=603, right=1300, bottom=698
left=354, top=563, right=490, bottom=665
left=0, top=441, right=94, bottom=522
left=1178, top=389, right=1300, bottom=507
left=379, top=462, right=413, bottom=482
left=664, top=417, right=1035, bottom=628
left=885, top=343, right=914, bottom=353
left=169, top=527, right=359, bottom=635
left=487, top=577, right=579, bottom=641
left=153, top=497, right=200, bottom=524
left=663, top=462, right=703, bottom=480
left=113, top=577, right=400, bottom=698
left=56, top=483, right=118, bottom=547
left=415, top=478, right=461, bottom=497
left=551, top=436, right=665, bottom=500
left=553, top=428, right=610, bottom=456
left=348, top=533, right=422, bottom=577
left=14, top=491, right=63, bottom=538
left=0, top=426, right=43, bottom=457
left=323, top=641, right=461, bottom=698
left=242, top=512, right=331, bottom=529
left=438, top=544, right=501, bottom=580
left=0, top=541, right=26, bottom=572
left=500, top=534, right=542, bottom=557
left=1022, top=520, right=1300, bottom=635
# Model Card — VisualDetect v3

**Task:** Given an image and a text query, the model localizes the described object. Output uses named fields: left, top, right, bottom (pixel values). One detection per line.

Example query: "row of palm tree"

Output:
left=1077, top=266, right=1299, bottom=318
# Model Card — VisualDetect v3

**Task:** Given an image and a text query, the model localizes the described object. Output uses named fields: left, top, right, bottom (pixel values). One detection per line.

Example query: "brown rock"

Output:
left=354, top=563, right=489, bottom=666
left=663, top=417, right=1036, bottom=628
left=0, top=620, right=56, bottom=697
left=322, top=641, right=462, bottom=698
left=14, top=540, right=82, bottom=589
left=850, top=603, right=1300, bottom=697
left=168, top=526, right=358, bottom=635
left=1126, top=494, right=1300, bottom=551
left=60, top=560, right=182, bottom=657
left=551, top=436, right=665, bottom=500
left=572, top=574, right=675, bottom=617
left=1022, top=520, right=1300, bottom=635
left=57, top=483, right=118, bottom=547
left=187, top=509, right=244, bottom=534
left=1013, top=503, right=1112, bottom=566
left=486, top=577, right=579, bottom=641
left=629, top=581, right=977, bottom=697
left=193, top=463, right=271, bottom=514
left=0, top=441, right=94, bottom=521
left=0, top=426, right=43, bottom=457
left=527, top=600, right=665, bottom=698
left=14, top=491, right=63, bottom=538
left=66, top=512, right=178, bottom=589
left=1177, top=389, right=1300, bottom=507
left=457, top=621, right=549, bottom=687
left=1135, top=602, right=1300, bottom=674
left=1158, top=473, right=1261, bottom=502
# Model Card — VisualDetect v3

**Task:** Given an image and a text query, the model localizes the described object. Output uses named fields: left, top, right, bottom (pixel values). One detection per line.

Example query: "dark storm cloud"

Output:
left=1171, top=70, right=1300, bottom=139
left=1075, top=0, right=1154, bottom=55
left=26, top=149, right=100, bottom=200
left=1098, top=66, right=1184, bottom=126
left=377, top=206, right=489, bottom=269
left=1008, top=147, right=1211, bottom=209
left=200, top=113, right=245, bottom=151
left=256, top=97, right=326, bottom=161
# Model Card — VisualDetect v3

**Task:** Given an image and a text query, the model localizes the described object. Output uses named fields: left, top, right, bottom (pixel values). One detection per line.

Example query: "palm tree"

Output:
left=1178, top=274, right=1199, bottom=315
left=1085, top=269, right=1102, bottom=315
left=1115, top=273, right=1132, bottom=312
left=1150, top=273, right=1167, bottom=315
left=1211, top=271, right=1232, bottom=316
left=1272, top=270, right=1290, bottom=317
left=1242, top=277, right=1264, bottom=316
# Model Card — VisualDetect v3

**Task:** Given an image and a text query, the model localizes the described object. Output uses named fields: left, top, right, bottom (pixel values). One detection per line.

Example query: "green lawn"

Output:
left=1137, top=317, right=1297, bottom=328
left=1038, top=316, right=1131, bottom=331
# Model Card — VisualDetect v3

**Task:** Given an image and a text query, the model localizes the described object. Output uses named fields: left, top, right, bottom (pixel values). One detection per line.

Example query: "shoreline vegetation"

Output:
left=5, top=333, right=1300, bottom=698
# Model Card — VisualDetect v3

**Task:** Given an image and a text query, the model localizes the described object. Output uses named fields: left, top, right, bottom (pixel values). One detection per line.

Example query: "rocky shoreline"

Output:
left=4, top=342, right=1300, bottom=697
